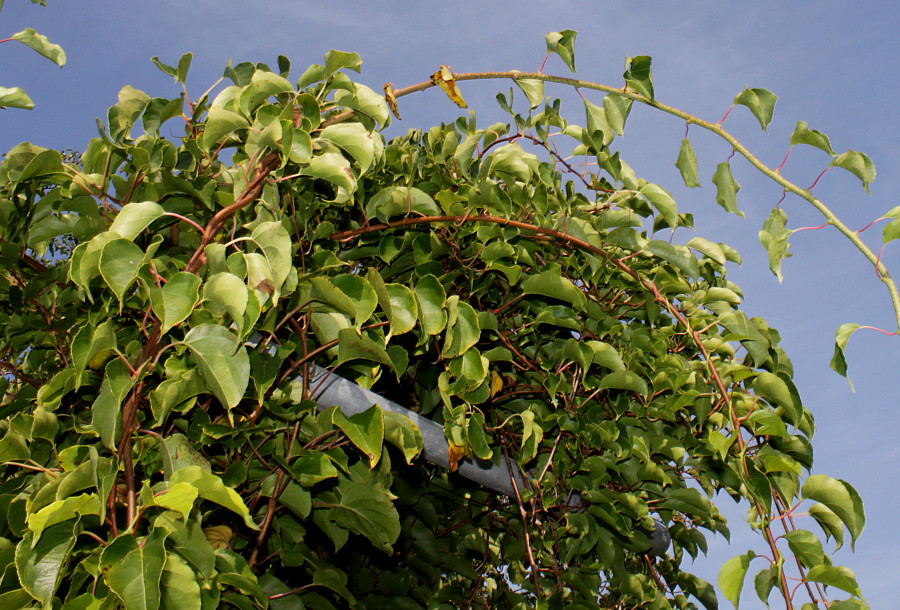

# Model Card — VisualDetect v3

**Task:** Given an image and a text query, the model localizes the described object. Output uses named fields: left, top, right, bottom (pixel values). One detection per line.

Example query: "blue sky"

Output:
left=2, top=1, right=897, bottom=605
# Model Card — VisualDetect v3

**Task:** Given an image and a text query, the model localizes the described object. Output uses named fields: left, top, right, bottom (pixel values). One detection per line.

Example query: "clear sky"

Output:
left=2, top=1, right=897, bottom=605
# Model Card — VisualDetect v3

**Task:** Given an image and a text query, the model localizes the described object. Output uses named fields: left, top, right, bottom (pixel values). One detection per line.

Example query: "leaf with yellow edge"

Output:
left=431, top=65, right=467, bottom=108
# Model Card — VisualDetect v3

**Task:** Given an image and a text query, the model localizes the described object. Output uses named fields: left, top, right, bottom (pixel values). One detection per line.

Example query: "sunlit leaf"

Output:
left=10, top=28, right=66, bottom=67
left=802, top=475, right=865, bottom=549
left=831, top=150, right=876, bottom=194
left=545, top=30, right=577, bottom=72
left=623, top=55, right=654, bottom=100
left=789, top=121, right=835, bottom=155
left=182, top=325, right=250, bottom=409
left=830, top=322, right=861, bottom=380
left=712, top=162, right=742, bottom=216
left=676, top=138, right=700, bottom=188
left=758, top=207, right=792, bottom=282
left=719, top=552, right=755, bottom=609
left=734, top=87, right=777, bottom=131
left=0, top=86, right=34, bottom=110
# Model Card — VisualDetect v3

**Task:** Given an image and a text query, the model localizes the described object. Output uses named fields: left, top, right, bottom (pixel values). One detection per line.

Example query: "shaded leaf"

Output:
left=15, top=522, right=77, bottom=605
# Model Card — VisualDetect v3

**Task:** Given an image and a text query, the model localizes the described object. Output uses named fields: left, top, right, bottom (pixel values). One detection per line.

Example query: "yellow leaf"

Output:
left=383, top=82, right=401, bottom=119
left=431, top=65, right=467, bottom=108
left=447, top=442, right=470, bottom=472
left=204, top=525, right=233, bottom=550
left=489, top=371, right=504, bottom=398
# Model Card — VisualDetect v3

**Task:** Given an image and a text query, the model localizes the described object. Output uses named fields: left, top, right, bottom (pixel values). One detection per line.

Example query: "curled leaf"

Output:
left=431, top=65, right=467, bottom=108
left=383, top=82, right=401, bottom=119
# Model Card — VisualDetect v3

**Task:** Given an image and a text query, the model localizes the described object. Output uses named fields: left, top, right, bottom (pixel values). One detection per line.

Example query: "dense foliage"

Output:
left=0, top=31, right=870, bottom=609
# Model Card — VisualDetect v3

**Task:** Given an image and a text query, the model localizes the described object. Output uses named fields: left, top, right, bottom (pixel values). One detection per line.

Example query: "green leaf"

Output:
left=686, top=237, right=727, bottom=267
left=442, top=297, right=481, bottom=359
left=758, top=207, right=792, bottom=281
left=182, top=325, right=250, bottom=409
left=719, top=551, right=755, bottom=609
left=28, top=494, right=101, bottom=545
left=319, top=122, right=380, bottom=173
left=521, top=266, right=587, bottom=309
left=513, top=75, right=544, bottom=108
left=329, top=479, right=400, bottom=553
left=806, top=564, right=862, bottom=598
left=789, top=121, right=835, bottom=155
left=640, top=183, right=678, bottom=228
left=623, top=55, right=654, bottom=100
left=545, top=30, right=577, bottom=72
left=15, top=522, right=77, bottom=605
left=383, top=411, right=423, bottom=465
left=202, top=272, right=249, bottom=334
left=645, top=240, right=699, bottom=277
left=161, top=433, right=211, bottom=477
left=414, top=274, right=447, bottom=335
left=292, top=452, right=338, bottom=487
left=108, top=85, right=151, bottom=141
left=109, top=201, right=165, bottom=241
left=337, top=327, right=395, bottom=372
left=676, top=138, right=701, bottom=188
left=92, top=359, right=136, bottom=450
left=239, top=70, right=294, bottom=115
left=160, top=552, right=202, bottom=610
left=466, top=410, right=493, bottom=460
left=597, top=370, right=648, bottom=396
left=170, top=466, right=258, bottom=529
left=831, top=150, right=876, bottom=194
left=809, top=502, right=846, bottom=550
left=332, top=83, right=390, bottom=128
left=154, top=482, right=200, bottom=521
left=752, top=371, right=801, bottom=425
left=324, top=49, right=363, bottom=77
left=712, top=162, right=743, bottom=216
left=0, top=86, right=34, bottom=110
left=300, top=152, right=355, bottom=196
left=802, top=475, right=865, bottom=549
left=150, top=272, right=201, bottom=334
left=251, top=221, right=292, bottom=290
left=99, top=238, right=144, bottom=306
left=583, top=98, right=613, bottom=148
left=734, top=87, right=777, bottom=131
left=603, top=94, right=632, bottom=136
left=830, top=322, right=861, bottom=380
left=107, top=529, right=166, bottom=610
left=201, top=107, right=249, bottom=151
left=784, top=529, right=826, bottom=568
left=71, top=320, right=117, bottom=389
left=330, top=405, right=385, bottom=468
left=365, top=186, right=440, bottom=222
left=10, top=28, right=66, bottom=67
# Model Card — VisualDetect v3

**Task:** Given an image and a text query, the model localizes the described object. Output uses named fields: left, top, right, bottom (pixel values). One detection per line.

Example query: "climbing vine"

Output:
left=0, top=29, right=872, bottom=608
